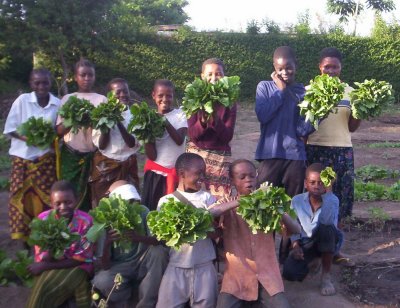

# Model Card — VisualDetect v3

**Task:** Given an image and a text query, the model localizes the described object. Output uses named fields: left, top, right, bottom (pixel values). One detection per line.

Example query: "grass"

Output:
left=356, top=141, right=400, bottom=149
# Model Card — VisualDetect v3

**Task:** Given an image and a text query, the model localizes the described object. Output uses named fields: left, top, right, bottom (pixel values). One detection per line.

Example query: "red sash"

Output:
left=143, top=160, right=178, bottom=194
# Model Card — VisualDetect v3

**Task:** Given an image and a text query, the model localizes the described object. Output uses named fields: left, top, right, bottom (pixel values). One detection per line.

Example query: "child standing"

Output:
left=186, top=58, right=237, bottom=199
left=56, top=59, right=107, bottom=211
left=4, top=68, right=60, bottom=241
left=89, top=78, right=140, bottom=208
left=26, top=180, right=94, bottom=308
left=141, top=79, right=187, bottom=211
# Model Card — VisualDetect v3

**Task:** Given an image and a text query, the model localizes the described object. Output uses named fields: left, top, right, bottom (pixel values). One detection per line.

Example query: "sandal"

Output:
left=333, top=256, right=355, bottom=267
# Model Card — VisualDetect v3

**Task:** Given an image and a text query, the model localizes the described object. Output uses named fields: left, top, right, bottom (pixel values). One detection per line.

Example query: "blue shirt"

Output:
left=255, top=81, right=314, bottom=161
left=290, top=192, right=339, bottom=242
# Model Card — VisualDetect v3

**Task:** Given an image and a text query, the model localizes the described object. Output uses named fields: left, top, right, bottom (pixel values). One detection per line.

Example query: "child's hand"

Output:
left=291, top=242, right=304, bottom=260
left=28, top=262, right=49, bottom=276
left=105, top=229, right=121, bottom=245
left=271, top=72, right=287, bottom=90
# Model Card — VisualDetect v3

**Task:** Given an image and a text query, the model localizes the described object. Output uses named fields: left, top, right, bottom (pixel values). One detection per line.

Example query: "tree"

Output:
left=261, top=18, right=281, bottom=34
left=294, top=10, right=311, bottom=35
left=246, top=20, right=260, bottom=35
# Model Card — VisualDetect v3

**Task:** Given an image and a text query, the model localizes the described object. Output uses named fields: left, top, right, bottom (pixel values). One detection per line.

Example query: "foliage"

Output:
left=92, top=273, right=123, bottom=308
left=0, top=249, right=33, bottom=287
left=58, top=96, right=95, bottom=134
left=246, top=20, right=261, bottom=35
left=127, top=101, right=166, bottom=143
left=0, top=177, right=10, bottom=190
left=294, top=10, right=311, bottom=35
left=320, top=167, right=337, bottom=187
left=350, top=79, right=395, bottom=119
left=0, top=155, right=10, bottom=172
left=0, top=134, right=10, bottom=152
left=181, top=76, right=240, bottom=118
left=237, top=183, right=295, bottom=234
left=367, top=207, right=390, bottom=232
left=91, top=92, right=126, bottom=134
left=28, top=211, right=80, bottom=259
left=299, top=74, right=347, bottom=129
left=147, top=198, right=214, bottom=250
left=355, top=180, right=387, bottom=201
left=17, top=117, right=56, bottom=150
left=359, top=141, right=400, bottom=148
left=261, top=18, right=281, bottom=34
left=355, top=164, right=400, bottom=181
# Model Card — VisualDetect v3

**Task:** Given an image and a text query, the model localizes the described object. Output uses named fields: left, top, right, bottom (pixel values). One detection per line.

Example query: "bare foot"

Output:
left=320, top=273, right=336, bottom=296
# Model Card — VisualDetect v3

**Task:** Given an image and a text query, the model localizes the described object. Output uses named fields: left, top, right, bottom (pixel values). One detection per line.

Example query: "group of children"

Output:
left=3, top=45, right=358, bottom=307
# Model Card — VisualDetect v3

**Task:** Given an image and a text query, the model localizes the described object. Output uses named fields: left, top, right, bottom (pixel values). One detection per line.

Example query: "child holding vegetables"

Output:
left=56, top=58, right=107, bottom=211
left=26, top=180, right=94, bottom=308
left=4, top=68, right=60, bottom=242
left=89, top=78, right=140, bottom=208
left=141, top=79, right=188, bottom=211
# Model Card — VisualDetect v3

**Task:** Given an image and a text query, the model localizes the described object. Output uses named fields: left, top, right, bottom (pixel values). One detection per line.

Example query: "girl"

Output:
left=56, top=58, right=107, bottom=211
left=141, top=79, right=187, bottom=211
left=186, top=58, right=237, bottom=199
left=89, top=78, right=140, bottom=208
left=4, top=68, right=60, bottom=242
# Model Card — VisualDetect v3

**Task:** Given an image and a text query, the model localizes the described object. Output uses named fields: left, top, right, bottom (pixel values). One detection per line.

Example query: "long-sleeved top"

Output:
left=187, top=103, right=237, bottom=152
left=255, top=81, right=314, bottom=161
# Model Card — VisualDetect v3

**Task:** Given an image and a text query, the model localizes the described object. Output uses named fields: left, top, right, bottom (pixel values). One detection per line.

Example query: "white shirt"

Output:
left=57, top=92, right=107, bottom=153
left=157, top=190, right=216, bottom=268
left=4, top=92, right=61, bottom=160
left=154, top=108, right=188, bottom=168
left=92, top=109, right=140, bottom=161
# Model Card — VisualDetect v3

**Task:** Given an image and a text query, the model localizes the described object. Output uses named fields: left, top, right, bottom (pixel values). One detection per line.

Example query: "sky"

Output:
left=184, top=0, right=400, bottom=36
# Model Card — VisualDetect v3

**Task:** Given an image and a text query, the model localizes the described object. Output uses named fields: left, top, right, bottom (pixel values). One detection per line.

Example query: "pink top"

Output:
left=34, top=209, right=94, bottom=274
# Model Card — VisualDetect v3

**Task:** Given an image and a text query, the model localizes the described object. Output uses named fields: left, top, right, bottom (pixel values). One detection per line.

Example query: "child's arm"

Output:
left=117, top=122, right=136, bottom=148
left=208, top=200, right=239, bottom=218
left=348, top=115, right=361, bottom=132
left=210, top=104, right=236, bottom=144
left=320, top=192, right=339, bottom=226
left=28, top=258, right=83, bottom=275
left=255, top=81, right=286, bottom=125
left=281, top=213, right=301, bottom=234
left=98, top=130, right=111, bottom=150
left=165, top=120, right=186, bottom=146
left=144, top=143, right=157, bottom=161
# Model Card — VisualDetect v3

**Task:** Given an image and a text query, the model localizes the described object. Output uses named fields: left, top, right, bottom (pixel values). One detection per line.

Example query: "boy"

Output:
left=92, top=180, right=169, bottom=307
left=26, top=180, right=94, bottom=308
left=283, top=163, right=341, bottom=296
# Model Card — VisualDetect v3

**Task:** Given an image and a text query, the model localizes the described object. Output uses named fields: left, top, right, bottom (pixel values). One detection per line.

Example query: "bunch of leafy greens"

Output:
left=237, top=183, right=295, bottom=234
left=181, top=76, right=241, bottom=118
left=17, top=117, right=55, bottom=149
left=0, top=249, right=33, bottom=287
left=320, top=167, right=336, bottom=187
left=147, top=198, right=214, bottom=250
left=86, top=196, right=145, bottom=250
left=127, top=101, right=166, bottom=143
left=350, top=79, right=395, bottom=120
left=28, top=211, right=80, bottom=259
left=91, top=92, right=126, bottom=134
left=58, top=96, right=94, bottom=133
left=299, top=74, right=346, bottom=129
left=355, top=164, right=400, bottom=182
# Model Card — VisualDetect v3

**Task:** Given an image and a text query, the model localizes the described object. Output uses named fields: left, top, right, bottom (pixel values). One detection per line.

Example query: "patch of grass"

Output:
left=368, top=207, right=390, bottom=232
left=355, top=165, right=400, bottom=181
left=364, top=141, right=400, bottom=149
left=0, top=177, right=9, bottom=190
left=355, top=179, right=400, bottom=201
left=0, top=155, right=10, bottom=172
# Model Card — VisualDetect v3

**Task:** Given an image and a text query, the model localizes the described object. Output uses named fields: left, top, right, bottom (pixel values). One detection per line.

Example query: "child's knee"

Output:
left=282, top=257, right=308, bottom=281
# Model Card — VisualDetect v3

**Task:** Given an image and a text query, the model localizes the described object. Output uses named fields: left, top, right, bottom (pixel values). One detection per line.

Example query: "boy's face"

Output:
left=152, top=85, right=173, bottom=114
left=180, top=159, right=206, bottom=192
left=273, top=57, right=296, bottom=84
left=51, top=190, right=77, bottom=221
left=231, top=162, right=257, bottom=196
left=75, top=66, right=95, bottom=92
left=110, top=82, right=130, bottom=105
left=304, top=171, right=325, bottom=197
left=30, top=73, right=51, bottom=99
left=201, top=64, right=224, bottom=84
left=319, top=57, right=342, bottom=78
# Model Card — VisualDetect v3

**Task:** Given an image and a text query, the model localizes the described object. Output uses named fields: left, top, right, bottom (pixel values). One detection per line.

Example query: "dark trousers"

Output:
left=141, top=171, right=166, bottom=211
left=282, top=224, right=338, bottom=282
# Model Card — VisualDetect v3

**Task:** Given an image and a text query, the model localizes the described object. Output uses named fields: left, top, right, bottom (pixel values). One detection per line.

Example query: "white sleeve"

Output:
left=3, top=95, right=23, bottom=135
left=92, top=129, right=101, bottom=148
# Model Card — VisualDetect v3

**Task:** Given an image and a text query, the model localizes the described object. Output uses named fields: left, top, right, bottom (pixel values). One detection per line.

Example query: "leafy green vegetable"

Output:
left=181, top=76, right=240, bottom=118
left=17, top=117, right=56, bottom=149
left=58, top=96, right=94, bottom=133
left=320, top=167, right=336, bottom=187
left=86, top=196, right=145, bottom=249
left=28, top=211, right=80, bottom=259
left=355, top=164, right=400, bottom=182
left=147, top=198, right=214, bottom=250
left=127, top=101, right=166, bottom=143
left=91, top=92, right=126, bottom=134
left=0, top=249, right=33, bottom=287
left=350, top=79, right=395, bottom=120
left=299, top=74, right=347, bottom=129
left=236, top=183, right=295, bottom=234
left=355, top=180, right=387, bottom=201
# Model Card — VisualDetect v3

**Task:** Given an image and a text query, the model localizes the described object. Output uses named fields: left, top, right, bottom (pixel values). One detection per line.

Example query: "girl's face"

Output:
left=51, top=190, right=77, bottom=221
left=30, top=73, right=51, bottom=99
left=201, top=64, right=224, bottom=84
left=273, top=57, right=296, bottom=84
left=152, top=85, right=174, bottom=114
left=180, top=160, right=206, bottom=192
left=319, top=57, right=342, bottom=78
left=110, top=82, right=130, bottom=105
left=231, top=162, right=257, bottom=196
left=75, top=66, right=95, bottom=93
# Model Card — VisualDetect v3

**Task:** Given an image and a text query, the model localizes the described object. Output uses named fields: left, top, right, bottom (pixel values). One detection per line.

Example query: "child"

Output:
left=141, top=79, right=187, bottom=211
left=89, top=78, right=140, bottom=208
left=56, top=58, right=107, bottom=211
left=283, top=163, right=341, bottom=296
left=93, top=180, right=169, bottom=307
left=215, top=159, right=298, bottom=308
left=3, top=68, right=60, bottom=242
left=187, top=58, right=237, bottom=199
left=26, top=180, right=94, bottom=308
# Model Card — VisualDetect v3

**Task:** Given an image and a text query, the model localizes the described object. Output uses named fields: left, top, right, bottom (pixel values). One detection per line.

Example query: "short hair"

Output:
left=107, top=78, right=128, bottom=92
left=319, top=47, right=343, bottom=64
left=51, top=180, right=77, bottom=198
left=305, top=163, right=325, bottom=178
left=74, top=58, right=95, bottom=74
left=30, top=68, right=51, bottom=80
left=273, top=46, right=296, bottom=62
left=153, top=79, right=175, bottom=91
left=229, top=159, right=256, bottom=178
left=175, top=153, right=204, bottom=172
left=201, top=58, right=225, bottom=73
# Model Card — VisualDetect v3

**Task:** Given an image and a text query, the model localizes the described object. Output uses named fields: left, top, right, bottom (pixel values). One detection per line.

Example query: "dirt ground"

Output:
left=1, top=104, right=400, bottom=307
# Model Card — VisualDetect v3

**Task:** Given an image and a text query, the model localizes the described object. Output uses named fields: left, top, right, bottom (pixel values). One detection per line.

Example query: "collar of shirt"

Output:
left=28, top=91, right=60, bottom=109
